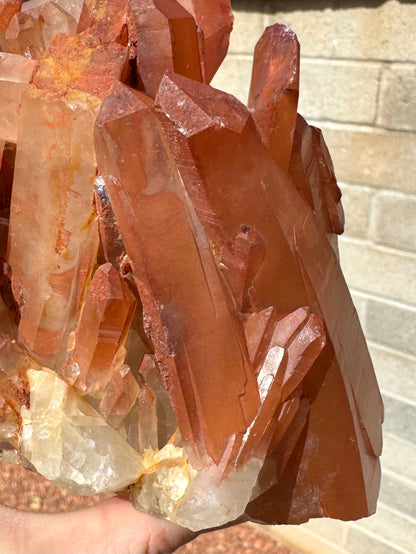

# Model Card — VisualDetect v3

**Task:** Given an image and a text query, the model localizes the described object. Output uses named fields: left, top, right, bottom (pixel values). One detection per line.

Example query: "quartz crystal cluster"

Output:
left=0, top=0, right=383, bottom=531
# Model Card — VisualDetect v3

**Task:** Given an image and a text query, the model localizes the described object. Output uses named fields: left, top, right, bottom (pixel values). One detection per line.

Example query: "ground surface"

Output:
left=175, top=524, right=294, bottom=554
left=0, top=461, right=294, bottom=553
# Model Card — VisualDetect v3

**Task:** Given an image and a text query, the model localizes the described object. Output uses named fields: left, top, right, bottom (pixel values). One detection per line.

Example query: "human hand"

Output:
left=0, top=496, right=194, bottom=554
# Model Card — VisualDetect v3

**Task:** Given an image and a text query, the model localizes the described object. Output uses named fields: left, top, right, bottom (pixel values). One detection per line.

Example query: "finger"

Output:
left=0, top=496, right=195, bottom=554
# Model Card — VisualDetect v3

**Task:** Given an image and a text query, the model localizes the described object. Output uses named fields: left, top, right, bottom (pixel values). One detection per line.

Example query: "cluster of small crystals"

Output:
left=0, top=0, right=383, bottom=531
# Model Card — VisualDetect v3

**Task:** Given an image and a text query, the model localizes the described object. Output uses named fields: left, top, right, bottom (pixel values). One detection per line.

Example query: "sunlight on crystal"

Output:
left=0, top=0, right=382, bottom=532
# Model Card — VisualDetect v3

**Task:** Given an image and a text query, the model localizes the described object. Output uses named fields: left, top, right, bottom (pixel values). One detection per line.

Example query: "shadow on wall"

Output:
left=231, top=0, right=415, bottom=12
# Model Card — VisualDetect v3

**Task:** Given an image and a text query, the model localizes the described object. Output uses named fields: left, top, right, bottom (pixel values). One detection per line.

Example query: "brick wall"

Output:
left=212, top=1, right=416, bottom=553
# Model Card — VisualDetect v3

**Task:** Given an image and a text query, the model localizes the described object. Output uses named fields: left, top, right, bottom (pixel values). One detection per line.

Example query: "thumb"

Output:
left=0, top=496, right=194, bottom=554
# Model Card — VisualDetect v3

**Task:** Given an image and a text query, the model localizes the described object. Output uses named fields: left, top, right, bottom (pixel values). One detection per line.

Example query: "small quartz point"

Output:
left=248, top=24, right=300, bottom=173
left=94, top=177, right=125, bottom=268
left=177, top=0, right=233, bottom=82
left=0, top=0, right=22, bottom=31
left=64, top=263, right=137, bottom=395
left=131, top=0, right=202, bottom=97
left=0, top=2, right=383, bottom=533
left=22, top=0, right=84, bottom=24
left=139, top=354, right=178, bottom=448
left=77, top=0, right=137, bottom=53
left=1, top=10, right=45, bottom=58
left=0, top=53, right=37, bottom=142
left=289, top=114, right=345, bottom=256
left=98, top=364, right=139, bottom=429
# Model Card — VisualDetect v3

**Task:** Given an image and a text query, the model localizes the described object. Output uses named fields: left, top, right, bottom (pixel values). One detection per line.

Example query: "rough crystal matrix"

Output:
left=0, top=0, right=383, bottom=531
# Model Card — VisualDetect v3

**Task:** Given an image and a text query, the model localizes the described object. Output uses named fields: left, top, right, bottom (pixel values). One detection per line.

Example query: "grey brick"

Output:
left=366, top=300, right=416, bottom=357
left=265, top=0, right=416, bottom=62
left=355, top=505, right=416, bottom=554
left=377, top=65, right=416, bottom=132
left=382, top=394, right=416, bottom=445
left=340, top=182, right=373, bottom=239
left=298, top=59, right=380, bottom=125
left=319, top=125, right=416, bottom=194
left=211, top=54, right=253, bottom=104
left=338, top=237, right=416, bottom=305
left=369, top=343, right=416, bottom=402
left=369, top=192, right=416, bottom=253
left=378, top=471, right=416, bottom=518
left=346, top=526, right=410, bottom=554
left=382, top=433, right=416, bottom=483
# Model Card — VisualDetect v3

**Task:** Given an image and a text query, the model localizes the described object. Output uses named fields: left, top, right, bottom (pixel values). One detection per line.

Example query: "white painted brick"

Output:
left=339, top=182, right=373, bottom=239
left=318, top=124, right=416, bottom=194
left=265, top=0, right=416, bottom=62
left=338, top=237, right=416, bottom=304
left=300, top=517, right=348, bottom=547
left=378, top=471, right=416, bottom=518
left=382, top=394, right=416, bottom=445
left=350, top=291, right=368, bottom=332
left=354, top=505, right=416, bottom=554
left=211, top=54, right=253, bottom=104
left=228, top=1, right=266, bottom=55
left=369, top=343, right=416, bottom=402
left=369, top=192, right=416, bottom=253
left=345, top=526, right=409, bottom=554
left=366, top=299, right=416, bottom=357
left=377, top=65, right=416, bottom=132
left=298, top=59, right=380, bottom=125
left=263, top=523, right=349, bottom=554
left=382, top=433, right=416, bottom=483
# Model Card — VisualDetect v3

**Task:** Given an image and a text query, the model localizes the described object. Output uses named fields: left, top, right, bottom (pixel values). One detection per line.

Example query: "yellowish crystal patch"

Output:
left=21, top=368, right=144, bottom=495
left=130, top=444, right=194, bottom=518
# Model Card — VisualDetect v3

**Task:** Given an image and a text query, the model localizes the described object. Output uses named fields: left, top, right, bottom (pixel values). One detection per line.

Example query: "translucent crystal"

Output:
left=21, top=367, right=143, bottom=494
left=0, top=52, right=37, bottom=142
left=0, top=1, right=382, bottom=533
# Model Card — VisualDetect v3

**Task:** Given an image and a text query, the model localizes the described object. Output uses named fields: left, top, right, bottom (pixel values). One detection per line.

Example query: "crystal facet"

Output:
left=0, top=1, right=382, bottom=533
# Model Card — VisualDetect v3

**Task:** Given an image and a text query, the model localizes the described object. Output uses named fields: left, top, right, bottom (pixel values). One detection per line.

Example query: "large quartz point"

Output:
left=0, top=0, right=382, bottom=533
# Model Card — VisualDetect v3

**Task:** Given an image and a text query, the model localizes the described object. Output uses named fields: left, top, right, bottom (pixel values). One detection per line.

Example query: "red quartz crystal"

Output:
left=0, top=0, right=22, bottom=32
left=0, top=0, right=382, bottom=531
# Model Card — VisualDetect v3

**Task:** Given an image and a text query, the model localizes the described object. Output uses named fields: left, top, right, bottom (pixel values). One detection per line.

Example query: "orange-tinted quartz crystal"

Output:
left=0, top=0, right=382, bottom=532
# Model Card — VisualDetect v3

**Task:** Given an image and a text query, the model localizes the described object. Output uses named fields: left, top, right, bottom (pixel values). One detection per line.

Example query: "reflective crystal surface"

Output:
left=0, top=0, right=383, bottom=532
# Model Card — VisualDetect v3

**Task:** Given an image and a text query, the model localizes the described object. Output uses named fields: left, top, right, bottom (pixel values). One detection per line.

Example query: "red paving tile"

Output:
left=175, top=523, right=295, bottom=554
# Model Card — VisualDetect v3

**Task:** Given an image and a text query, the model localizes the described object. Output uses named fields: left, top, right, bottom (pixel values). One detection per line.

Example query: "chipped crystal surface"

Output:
left=0, top=0, right=383, bottom=532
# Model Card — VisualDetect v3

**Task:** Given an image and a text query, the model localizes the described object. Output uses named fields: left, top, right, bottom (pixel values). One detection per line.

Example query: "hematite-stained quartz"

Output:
left=0, top=0, right=383, bottom=531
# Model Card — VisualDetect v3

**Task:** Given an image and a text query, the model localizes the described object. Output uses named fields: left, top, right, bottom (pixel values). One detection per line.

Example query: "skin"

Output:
left=0, top=496, right=195, bottom=554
